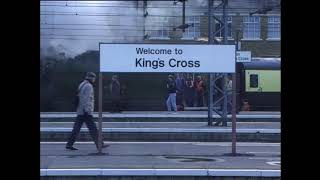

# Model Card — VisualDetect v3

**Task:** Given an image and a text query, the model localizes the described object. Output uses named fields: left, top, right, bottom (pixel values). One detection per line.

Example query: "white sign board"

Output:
left=236, top=51, right=251, bottom=62
left=100, top=44, right=235, bottom=73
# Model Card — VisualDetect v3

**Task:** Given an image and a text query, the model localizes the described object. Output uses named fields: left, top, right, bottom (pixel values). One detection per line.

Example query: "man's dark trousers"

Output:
left=66, top=114, right=100, bottom=149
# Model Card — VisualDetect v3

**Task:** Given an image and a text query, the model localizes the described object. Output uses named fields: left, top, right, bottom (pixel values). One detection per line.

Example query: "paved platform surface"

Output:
left=40, top=111, right=280, bottom=118
left=41, top=121, right=280, bottom=142
left=41, top=122, right=280, bottom=129
left=41, top=122, right=280, bottom=134
left=41, top=111, right=280, bottom=115
left=40, top=111, right=281, bottom=124
left=41, top=142, right=280, bottom=170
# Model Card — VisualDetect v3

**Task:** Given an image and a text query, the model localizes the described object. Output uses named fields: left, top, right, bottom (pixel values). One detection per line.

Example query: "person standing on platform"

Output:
left=109, top=75, right=121, bottom=113
left=185, top=75, right=195, bottom=107
left=175, top=73, right=185, bottom=111
left=194, top=75, right=205, bottom=107
left=166, top=74, right=177, bottom=112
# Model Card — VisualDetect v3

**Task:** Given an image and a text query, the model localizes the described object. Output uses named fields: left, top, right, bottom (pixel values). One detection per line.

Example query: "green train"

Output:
left=236, top=58, right=280, bottom=111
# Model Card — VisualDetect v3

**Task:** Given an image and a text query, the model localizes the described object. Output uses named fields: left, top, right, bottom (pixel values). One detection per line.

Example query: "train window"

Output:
left=250, top=74, right=258, bottom=88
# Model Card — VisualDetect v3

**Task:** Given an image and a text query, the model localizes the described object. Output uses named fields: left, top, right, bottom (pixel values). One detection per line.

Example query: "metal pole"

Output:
left=231, top=23, right=240, bottom=157
left=236, top=30, right=240, bottom=51
left=182, top=0, right=186, bottom=32
left=223, top=0, right=228, bottom=44
left=222, top=0, right=228, bottom=126
left=231, top=71, right=237, bottom=155
left=208, top=0, right=213, bottom=126
left=98, top=72, right=103, bottom=154
left=143, top=0, right=147, bottom=38
left=211, top=0, right=216, bottom=123
left=222, top=75, right=227, bottom=126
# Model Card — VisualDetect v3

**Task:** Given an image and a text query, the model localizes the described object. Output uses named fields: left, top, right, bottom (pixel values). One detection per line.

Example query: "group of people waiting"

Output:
left=166, top=73, right=233, bottom=113
left=166, top=74, right=206, bottom=112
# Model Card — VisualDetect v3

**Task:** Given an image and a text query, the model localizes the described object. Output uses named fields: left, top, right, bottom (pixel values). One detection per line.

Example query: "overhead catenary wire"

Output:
left=40, top=11, right=278, bottom=18
left=40, top=23, right=177, bottom=28
left=39, top=5, right=273, bottom=12
left=40, top=12, right=197, bottom=18
left=40, top=37, right=144, bottom=41
left=40, top=4, right=197, bottom=9
left=40, top=0, right=280, bottom=12
left=41, top=33, right=144, bottom=37
left=39, top=3, right=279, bottom=10
left=40, top=1, right=280, bottom=40
left=40, top=27, right=172, bottom=31
left=39, top=24, right=240, bottom=30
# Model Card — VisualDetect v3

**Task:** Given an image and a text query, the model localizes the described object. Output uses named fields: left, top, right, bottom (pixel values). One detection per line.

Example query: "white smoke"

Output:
left=40, top=0, right=207, bottom=58
left=40, top=1, right=144, bottom=58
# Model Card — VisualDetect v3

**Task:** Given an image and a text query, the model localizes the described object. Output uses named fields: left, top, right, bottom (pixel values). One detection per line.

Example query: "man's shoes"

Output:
left=66, top=146, right=78, bottom=150
left=96, top=144, right=110, bottom=149
left=102, top=144, right=109, bottom=148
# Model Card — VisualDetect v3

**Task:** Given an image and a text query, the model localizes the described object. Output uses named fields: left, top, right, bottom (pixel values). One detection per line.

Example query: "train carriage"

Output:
left=237, top=58, right=281, bottom=111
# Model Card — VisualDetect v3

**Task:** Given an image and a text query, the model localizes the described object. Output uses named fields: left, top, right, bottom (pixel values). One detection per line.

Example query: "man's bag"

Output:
left=73, top=82, right=87, bottom=109
left=177, top=104, right=184, bottom=111
left=73, top=95, right=80, bottom=109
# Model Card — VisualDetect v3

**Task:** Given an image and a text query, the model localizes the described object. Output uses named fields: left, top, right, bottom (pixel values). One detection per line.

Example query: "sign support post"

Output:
left=208, top=0, right=213, bottom=126
left=98, top=72, right=103, bottom=154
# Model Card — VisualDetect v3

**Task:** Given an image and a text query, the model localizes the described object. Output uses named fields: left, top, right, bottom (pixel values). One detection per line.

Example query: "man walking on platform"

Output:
left=66, top=72, right=108, bottom=150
